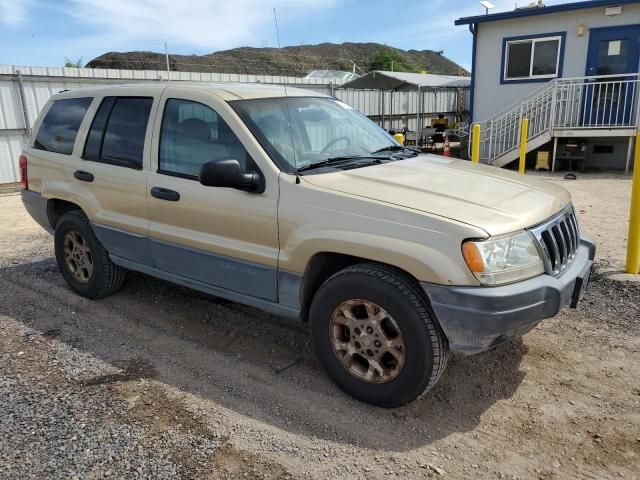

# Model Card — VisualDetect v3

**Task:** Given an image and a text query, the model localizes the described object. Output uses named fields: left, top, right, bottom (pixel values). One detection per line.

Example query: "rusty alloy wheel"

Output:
left=329, top=299, right=406, bottom=384
left=62, top=230, right=94, bottom=284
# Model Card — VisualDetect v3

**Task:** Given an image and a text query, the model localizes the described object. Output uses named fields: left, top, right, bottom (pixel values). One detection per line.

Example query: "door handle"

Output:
left=74, top=170, right=94, bottom=182
left=151, top=186, right=180, bottom=202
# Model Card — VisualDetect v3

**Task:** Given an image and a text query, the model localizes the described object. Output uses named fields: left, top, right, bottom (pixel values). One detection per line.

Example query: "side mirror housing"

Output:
left=198, top=159, right=264, bottom=193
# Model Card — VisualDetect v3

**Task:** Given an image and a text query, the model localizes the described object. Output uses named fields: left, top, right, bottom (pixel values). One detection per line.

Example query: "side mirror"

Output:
left=198, top=159, right=264, bottom=193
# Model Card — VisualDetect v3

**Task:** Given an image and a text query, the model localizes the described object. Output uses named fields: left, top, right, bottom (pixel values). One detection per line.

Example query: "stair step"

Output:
left=490, top=132, right=552, bottom=168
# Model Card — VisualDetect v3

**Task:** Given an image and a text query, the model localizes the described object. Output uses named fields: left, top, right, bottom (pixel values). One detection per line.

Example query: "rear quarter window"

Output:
left=33, top=97, right=93, bottom=155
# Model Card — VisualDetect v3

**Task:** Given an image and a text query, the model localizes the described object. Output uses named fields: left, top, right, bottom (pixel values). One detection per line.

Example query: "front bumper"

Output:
left=421, top=235, right=596, bottom=355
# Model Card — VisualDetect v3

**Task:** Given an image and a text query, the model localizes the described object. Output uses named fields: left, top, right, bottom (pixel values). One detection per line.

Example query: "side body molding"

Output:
left=91, top=222, right=302, bottom=317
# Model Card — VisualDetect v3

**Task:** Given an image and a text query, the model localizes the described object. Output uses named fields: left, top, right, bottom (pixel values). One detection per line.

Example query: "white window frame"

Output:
left=504, top=35, right=562, bottom=81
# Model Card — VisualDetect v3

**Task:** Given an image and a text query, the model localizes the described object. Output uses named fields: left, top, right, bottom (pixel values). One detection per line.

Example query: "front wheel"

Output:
left=309, top=263, right=448, bottom=408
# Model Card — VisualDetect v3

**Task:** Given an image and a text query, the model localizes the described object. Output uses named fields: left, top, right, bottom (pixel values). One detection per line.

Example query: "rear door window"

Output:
left=34, top=97, right=92, bottom=155
left=83, top=96, right=153, bottom=169
left=83, top=97, right=115, bottom=161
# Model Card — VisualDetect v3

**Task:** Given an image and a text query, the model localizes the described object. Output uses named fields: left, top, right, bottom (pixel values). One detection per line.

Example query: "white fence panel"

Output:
left=0, top=80, right=24, bottom=130
left=0, top=133, right=24, bottom=184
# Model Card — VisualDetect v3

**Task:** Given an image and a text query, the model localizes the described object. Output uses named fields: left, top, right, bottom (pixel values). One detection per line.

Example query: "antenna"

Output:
left=273, top=8, right=300, bottom=184
left=480, top=0, right=495, bottom=14
left=272, top=8, right=287, bottom=95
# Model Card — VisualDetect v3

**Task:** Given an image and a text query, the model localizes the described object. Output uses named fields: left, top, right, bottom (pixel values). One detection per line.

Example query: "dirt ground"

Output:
left=0, top=173, right=639, bottom=479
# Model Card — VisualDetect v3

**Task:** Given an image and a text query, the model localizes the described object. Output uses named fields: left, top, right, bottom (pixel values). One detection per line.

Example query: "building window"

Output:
left=502, top=33, right=564, bottom=83
left=593, top=145, right=614, bottom=154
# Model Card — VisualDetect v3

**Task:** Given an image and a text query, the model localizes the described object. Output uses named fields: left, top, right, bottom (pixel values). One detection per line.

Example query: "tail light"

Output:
left=19, top=154, right=28, bottom=190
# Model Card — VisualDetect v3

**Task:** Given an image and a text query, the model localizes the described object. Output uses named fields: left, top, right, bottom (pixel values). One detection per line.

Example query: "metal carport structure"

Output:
left=339, top=71, right=471, bottom=134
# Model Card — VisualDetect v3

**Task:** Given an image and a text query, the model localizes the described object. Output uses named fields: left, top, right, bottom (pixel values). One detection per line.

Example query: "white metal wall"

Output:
left=0, top=133, right=23, bottom=184
left=0, top=64, right=468, bottom=184
left=332, top=89, right=461, bottom=116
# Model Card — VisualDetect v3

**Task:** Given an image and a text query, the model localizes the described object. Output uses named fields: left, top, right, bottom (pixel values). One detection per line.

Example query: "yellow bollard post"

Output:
left=625, top=133, right=640, bottom=274
left=471, top=124, right=480, bottom=164
left=519, top=118, right=529, bottom=175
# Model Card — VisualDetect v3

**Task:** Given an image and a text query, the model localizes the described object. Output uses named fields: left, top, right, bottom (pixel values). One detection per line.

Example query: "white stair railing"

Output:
left=554, top=73, right=640, bottom=130
left=471, top=80, right=555, bottom=164
left=470, top=73, right=640, bottom=165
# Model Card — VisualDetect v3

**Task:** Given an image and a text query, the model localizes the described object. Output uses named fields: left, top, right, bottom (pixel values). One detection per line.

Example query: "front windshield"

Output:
left=231, top=97, right=399, bottom=172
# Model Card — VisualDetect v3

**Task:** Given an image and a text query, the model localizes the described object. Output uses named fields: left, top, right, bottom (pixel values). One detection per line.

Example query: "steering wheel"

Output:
left=321, top=136, right=351, bottom=154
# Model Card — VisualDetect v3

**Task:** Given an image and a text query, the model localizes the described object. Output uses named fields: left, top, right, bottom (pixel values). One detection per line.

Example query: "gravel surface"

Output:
left=1, top=175, right=639, bottom=479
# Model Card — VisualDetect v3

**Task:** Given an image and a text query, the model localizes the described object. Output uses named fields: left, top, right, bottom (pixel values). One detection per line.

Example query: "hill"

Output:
left=86, top=42, right=468, bottom=77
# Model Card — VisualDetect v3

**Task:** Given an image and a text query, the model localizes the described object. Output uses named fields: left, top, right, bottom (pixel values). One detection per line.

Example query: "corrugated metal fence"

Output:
left=0, top=64, right=467, bottom=184
left=337, top=88, right=464, bottom=130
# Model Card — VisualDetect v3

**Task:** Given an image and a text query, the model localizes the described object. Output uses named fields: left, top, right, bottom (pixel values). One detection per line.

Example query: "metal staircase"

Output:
left=471, top=73, right=640, bottom=168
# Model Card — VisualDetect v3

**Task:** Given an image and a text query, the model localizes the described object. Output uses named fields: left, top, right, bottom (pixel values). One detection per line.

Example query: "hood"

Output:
left=302, top=155, right=571, bottom=236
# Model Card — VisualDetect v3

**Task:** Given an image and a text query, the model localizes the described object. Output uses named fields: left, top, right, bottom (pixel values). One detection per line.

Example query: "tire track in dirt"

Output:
left=2, top=265, right=637, bottom=479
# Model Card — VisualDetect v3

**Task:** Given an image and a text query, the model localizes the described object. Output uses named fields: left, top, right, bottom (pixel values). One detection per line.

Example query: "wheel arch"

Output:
left=299, top=252, right=425, bottom=322
left=46, top=198, right=85, bottom=229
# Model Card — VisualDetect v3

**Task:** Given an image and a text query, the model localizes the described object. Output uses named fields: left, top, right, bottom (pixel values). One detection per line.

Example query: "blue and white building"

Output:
left=456, top=0, right=640, bottom=170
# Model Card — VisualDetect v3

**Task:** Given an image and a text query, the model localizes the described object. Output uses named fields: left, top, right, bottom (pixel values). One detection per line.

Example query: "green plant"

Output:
left=64, top=57, right=83, bottom=68
left=368, top=47, right=416, bottom=73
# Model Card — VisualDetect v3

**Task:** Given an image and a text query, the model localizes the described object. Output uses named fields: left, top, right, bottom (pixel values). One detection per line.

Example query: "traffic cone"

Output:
left=442, top=135, right=452, bottom=157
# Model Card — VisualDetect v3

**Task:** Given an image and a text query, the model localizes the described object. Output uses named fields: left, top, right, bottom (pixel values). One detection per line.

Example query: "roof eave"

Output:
left=455, top=0, right=640, bottom=26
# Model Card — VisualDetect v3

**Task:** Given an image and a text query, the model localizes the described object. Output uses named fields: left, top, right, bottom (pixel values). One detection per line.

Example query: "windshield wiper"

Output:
left=297, top=155, right=388, bottom=173
left=371, top=145, right=419, bottom=155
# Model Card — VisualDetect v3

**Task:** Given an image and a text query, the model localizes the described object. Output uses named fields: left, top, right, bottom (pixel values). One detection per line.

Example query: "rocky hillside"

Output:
left=87, top=42, right=468, bottom=77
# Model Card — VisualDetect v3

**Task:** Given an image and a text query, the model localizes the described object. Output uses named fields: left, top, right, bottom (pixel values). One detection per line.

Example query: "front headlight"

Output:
left=462, top=230, right=544, bottom=285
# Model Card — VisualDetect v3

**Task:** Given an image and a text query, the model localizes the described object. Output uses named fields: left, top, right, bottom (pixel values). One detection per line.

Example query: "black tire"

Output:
left=309, top=263, right=448, bottom=408
left=54, top=210, right=126, bottom=299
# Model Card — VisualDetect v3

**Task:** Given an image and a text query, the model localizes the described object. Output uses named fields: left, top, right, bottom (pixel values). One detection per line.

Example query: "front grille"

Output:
left=529, top=206, right=580, bottom=276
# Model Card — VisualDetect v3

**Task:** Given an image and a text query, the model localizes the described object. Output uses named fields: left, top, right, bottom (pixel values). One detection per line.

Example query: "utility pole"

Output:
left=164, top=42, right=170, bottom=81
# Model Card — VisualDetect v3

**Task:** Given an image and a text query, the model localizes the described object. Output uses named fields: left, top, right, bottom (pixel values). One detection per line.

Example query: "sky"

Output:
left=0, top=0, right=584, bottom=72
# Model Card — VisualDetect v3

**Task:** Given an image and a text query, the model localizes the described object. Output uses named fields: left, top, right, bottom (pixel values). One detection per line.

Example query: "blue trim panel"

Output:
left=148, top=238, right=277, bottom=302
left=91, top=223, right=298, bottom=309
left=92, top=224, right=154, bottom=266
left=421, top=236, right=596, bottom=355
left=110, top=255, right=301, bottom=319
left=277, top=270, right=303, bottom=309
left=456, top=0, right=640, bottom=26
left=20, top=189, right=53, bottom=234
left=500, top=31, right=566, bottom=85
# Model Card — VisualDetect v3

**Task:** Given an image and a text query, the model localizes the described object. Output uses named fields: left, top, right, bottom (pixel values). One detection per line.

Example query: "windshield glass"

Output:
left=231, top=97, right=398, bottom=172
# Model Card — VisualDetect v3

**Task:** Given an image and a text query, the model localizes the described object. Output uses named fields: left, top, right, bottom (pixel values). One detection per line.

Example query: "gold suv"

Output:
left=20, top=83, right=595, bottom=407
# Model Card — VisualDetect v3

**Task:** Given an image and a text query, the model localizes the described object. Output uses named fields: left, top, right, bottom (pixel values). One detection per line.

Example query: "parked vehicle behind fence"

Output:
left=20, top=83, right=595, bottom=407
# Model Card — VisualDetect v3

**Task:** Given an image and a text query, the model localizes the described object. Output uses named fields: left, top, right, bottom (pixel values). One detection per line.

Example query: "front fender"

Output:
left=277, top=175, right=484, bottom=286
left=280, top=227, right=479, bottom=286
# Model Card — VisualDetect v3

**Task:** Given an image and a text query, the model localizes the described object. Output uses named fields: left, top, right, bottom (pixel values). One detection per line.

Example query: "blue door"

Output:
left=584, top=25, right=640, bottom=126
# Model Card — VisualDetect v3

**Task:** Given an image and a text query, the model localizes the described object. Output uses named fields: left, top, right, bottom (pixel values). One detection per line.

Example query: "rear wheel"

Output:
left=54, top=210, right=126, bottom=299
left=309, top=263, right=448, bottom=407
